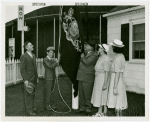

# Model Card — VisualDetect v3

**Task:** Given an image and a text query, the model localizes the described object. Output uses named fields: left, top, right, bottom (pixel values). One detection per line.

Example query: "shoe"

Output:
left=75, top=108, right=85, bottom=113
left=28, top=112, right=36, bottom=116
left=103, top=113, right=107, bottom=117
left=93, top=113, right=104, bottom=117
left=33, top=108, right=37, bottom=112
left=92, top=113, right=103, bottom=117
left=85, top=109, right=92, bottom=114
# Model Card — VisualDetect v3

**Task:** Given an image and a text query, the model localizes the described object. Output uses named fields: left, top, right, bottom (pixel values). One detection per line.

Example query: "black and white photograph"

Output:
left=1, top=1, right=149, bottom=121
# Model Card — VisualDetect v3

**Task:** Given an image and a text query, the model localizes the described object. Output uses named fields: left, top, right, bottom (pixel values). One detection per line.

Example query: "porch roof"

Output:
left=103, top=5, right=145, bottom=17
left=6, top=6, right=116, bottom=27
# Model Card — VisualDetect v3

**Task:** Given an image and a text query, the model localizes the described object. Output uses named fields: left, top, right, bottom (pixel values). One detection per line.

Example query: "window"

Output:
left=129, top=19, right=145, bottom=62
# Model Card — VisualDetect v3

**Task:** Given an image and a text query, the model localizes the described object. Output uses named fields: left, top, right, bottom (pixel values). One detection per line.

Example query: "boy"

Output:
left=43, top=47, right=59, bottom=110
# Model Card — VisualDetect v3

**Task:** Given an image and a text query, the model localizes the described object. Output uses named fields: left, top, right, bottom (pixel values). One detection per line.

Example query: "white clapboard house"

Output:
left=103, top=6, right=145, bottom=94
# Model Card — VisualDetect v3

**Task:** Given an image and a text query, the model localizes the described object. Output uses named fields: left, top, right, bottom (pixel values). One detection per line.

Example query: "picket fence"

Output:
left=5, top=58, right=65, bottom=85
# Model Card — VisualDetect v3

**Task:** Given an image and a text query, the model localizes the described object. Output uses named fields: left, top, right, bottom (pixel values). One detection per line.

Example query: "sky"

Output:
left=5, top=6, right=45, bottom=22
left=5, top=1, right=146, bottom=23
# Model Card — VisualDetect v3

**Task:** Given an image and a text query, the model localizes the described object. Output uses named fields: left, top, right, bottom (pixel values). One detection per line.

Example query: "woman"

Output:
left=107, top=39, right=128, bottom=116
left=91, top=44, right=110, bottom=117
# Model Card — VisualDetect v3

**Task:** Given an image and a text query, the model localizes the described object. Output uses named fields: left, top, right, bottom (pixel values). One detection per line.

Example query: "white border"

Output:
left=1, top=1, right=149, bottom=121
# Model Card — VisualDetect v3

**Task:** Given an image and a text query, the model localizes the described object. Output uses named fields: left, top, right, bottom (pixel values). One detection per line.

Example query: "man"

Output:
left=43, top=47, right=59, bottom=110
left=20, top=41, right=38, bottom=116
left=76, top=39, right=98, bottom=114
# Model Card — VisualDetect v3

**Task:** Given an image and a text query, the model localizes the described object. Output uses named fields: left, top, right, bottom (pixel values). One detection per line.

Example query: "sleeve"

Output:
left=43, top=58, right=59, bottom=69
left=20, top=56, right=28, bottom=81
left=112, top=58, right=122, bottom=72
left=81, top=55, right=98, bottom=66
left=103, top=58, right=110, bottom=71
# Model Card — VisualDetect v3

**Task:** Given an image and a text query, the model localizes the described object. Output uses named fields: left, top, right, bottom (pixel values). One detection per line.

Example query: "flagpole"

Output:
left=72, top=84, right=78, bottom=109
left=58, top=5, right=62, bottom=60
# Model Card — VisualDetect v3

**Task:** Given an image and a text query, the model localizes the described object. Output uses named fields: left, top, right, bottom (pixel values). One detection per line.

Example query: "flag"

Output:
left=59, top=6, right=84, bottom=97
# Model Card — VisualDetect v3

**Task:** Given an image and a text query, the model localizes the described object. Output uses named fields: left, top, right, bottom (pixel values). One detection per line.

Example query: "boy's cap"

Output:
left=47, top=47, right=55, bottom=51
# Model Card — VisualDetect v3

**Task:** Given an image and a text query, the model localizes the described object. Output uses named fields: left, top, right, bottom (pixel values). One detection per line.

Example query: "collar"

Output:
left=47, top=56, right=52, bottom=60
left=87, top=51, right=91, bottom=54
left=27, top=51, right=32, bottom=55
left=27, top=51, right=33, bottom=58
left=86, top=50, right=93, bottom=57
left=86, top=50, right=98, bottom=57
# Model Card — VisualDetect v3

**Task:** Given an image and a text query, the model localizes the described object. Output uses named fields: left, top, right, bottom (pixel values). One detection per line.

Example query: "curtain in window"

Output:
left=133, top=23, right=145, bottom=41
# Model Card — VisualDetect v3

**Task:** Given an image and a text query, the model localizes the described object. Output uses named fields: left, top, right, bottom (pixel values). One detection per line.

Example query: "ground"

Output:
left=5, top=76, right=145, bottom=116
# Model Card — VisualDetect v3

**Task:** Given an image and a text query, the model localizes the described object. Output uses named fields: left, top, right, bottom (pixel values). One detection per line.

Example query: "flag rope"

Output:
left=48, top=75, right=71, bottom=113
left=48, top=5, right=72, bottom=114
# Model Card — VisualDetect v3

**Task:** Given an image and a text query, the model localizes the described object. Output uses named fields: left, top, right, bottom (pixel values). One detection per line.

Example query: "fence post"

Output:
left=40, top=58, right=42, bottom=76
left=5, top=60, right=7, bottom=84
left=18, top=59, right=22, bottom=81
left=37, top=58, right=38, bottom=77
left=11, top=59, right=14, bottom=84
left=9, top=59, right=11, bottom=84
left=41, top=58, right=45, bottom=78
left=14, top=59, right=17, bottom=84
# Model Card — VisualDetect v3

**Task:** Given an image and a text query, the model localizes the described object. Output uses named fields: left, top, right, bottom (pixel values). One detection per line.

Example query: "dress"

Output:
left=107, top=54, right=128, bottom=110
left=91, top=54, right=110, bottom=107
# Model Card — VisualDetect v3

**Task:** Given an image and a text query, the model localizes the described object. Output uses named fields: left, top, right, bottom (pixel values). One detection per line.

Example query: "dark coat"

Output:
left=20, top=52, right=38, bottom=85
left=43, top=57, right=59, bottom=80
left=77, top=50, right=98, bottom=82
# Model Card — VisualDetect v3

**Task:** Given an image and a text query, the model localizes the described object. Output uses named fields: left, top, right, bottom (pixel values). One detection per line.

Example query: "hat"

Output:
left=84, top=40, right=97, bottom=48
left=98, top=44, right=109, bottom=53
left=110, top=39, right=124, bottom=47
left=24, top=41, right=30, bottom=49
left=26, top=82, right=35, bottom=94
left=47, top=47, right=55, bottom=51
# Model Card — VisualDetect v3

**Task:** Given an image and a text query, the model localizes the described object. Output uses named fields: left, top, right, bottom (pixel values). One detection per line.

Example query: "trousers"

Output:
left=79, top=81, right=94, bottom=111
left=44, top=80, right=55, bottom=107
left=23, top=85, right=35, bottom=113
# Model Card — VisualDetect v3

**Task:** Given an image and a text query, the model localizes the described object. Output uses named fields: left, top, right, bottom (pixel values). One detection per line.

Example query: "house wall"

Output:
left=106, top=8, right=145, bottom=94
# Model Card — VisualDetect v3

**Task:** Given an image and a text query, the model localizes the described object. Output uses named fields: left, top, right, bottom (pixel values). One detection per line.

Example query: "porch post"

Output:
left=21, top=31, right=24, bottom=54
left=54, top=17, right=55, bottom=58
left=99, top=14, right=101, bottom=44
left=12, top=26, right=13, bottom=38
left=36, top=19, right=38, bottom=58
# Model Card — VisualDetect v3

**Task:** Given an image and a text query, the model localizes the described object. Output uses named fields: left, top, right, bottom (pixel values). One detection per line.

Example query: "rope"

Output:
left=48, top=5, right=71, bottom=114
left=48, top=73, right=71, bottom=113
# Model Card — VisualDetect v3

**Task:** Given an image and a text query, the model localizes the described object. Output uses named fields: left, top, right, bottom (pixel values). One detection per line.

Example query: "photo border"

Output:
left=1, top=1, right=149, bottom=121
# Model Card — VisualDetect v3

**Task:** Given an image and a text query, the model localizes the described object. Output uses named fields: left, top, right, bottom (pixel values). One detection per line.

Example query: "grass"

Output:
left=5, top=76, right=145, bottom=116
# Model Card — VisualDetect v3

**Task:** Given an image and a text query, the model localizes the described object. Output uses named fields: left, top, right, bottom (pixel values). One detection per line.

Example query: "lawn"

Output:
left=5, top=76, right=145, bottom=116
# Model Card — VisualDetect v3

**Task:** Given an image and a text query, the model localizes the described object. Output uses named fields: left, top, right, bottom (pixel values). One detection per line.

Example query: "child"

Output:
left=43, top=47, right=59, bottom=111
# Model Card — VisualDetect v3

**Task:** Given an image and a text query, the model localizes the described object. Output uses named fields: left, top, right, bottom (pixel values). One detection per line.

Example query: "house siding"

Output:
left=106, top=8, right=145, bottom=94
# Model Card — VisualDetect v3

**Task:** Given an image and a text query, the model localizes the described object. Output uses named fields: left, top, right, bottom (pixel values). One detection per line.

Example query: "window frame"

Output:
left=129, top=18, right=145, bottom=63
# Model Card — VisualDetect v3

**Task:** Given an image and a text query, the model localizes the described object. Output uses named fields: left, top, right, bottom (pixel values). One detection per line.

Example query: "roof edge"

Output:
left=103, top=5, right=145, bottom=17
